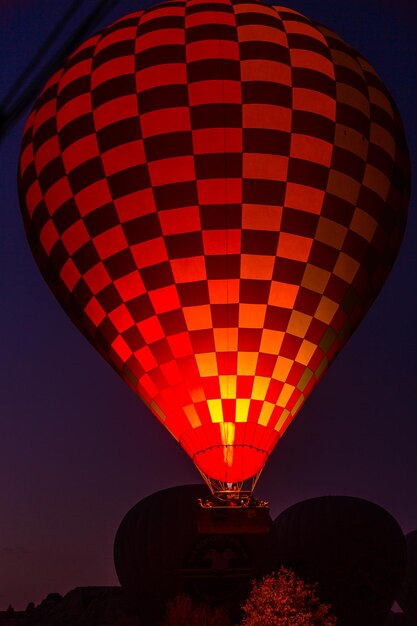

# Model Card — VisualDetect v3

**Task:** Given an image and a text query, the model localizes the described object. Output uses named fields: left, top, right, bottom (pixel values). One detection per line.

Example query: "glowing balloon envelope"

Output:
left=18, top=1, right=410, bottom=485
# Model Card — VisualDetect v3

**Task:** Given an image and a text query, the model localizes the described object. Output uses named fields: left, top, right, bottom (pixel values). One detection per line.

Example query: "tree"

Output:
left=160, top=593, right=230, bottom=626
left=241, top=567, right=337, bottom=626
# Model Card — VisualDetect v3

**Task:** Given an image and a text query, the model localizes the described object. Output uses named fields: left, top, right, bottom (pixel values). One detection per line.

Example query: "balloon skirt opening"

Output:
left=194, top=445, right=268, bottom=483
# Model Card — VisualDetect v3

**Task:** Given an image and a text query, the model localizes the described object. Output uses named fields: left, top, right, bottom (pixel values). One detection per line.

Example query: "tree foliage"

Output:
left=160, top=593, right=230, bottom=626
left=241, top=567, right=337, bottom=626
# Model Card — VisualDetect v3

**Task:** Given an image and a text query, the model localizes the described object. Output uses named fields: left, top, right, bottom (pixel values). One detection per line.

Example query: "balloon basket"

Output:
left=197, top=504, right=272, bottom=534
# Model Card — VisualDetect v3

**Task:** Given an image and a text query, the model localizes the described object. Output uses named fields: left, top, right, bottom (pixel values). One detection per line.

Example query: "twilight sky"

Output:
left=0, top=0, right=416, bottom=611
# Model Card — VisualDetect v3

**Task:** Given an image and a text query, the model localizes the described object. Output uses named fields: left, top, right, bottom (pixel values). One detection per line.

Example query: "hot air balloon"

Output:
left=18, top=0, right=410, bottom=496
left=114, top=485, right=279, bottom=623
left=274, top=497, right=406, bottom=626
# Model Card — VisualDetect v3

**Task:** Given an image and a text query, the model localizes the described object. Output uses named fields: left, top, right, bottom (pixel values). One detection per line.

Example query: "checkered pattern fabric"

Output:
left=18, top=0, right=409, bottom=483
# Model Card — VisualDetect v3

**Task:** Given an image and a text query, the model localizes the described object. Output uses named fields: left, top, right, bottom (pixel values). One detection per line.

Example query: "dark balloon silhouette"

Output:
left=274, top=496, right=406, bottom=626
left=114, top=484, right=278, bottom=624
left=18, top=0, right=410, bottom=490
left=397, top=531, right=417, bottom=622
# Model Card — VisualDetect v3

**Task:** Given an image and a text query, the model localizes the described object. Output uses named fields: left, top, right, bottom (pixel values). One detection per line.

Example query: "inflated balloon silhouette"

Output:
left=114, top=484, right=278, bottom=623
left=18, top=0, right=410, bottom=488
left=274, top=496, right=406, bottom=626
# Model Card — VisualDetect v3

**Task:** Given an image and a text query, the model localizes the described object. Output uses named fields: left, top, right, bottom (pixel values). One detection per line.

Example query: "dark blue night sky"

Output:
left=0, top=0, right=416, bottom=610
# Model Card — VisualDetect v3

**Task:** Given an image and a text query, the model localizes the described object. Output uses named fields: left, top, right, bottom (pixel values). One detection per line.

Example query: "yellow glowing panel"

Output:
left=333, top=252, right=360, bottom=283
left=268, top=281, right=298, bottom=308
left=295, top=340, right=316, bottom=366
left=260, top=329, right=284, bottom=355
left=236, top=399, right=250, bottom=422
left=213, top=327, right=238, bottom=352
left=223, top=447, right=233, bottom=468
left=350, top=208, right=377, bottom=242
left=220, top=421, right=235, bottom=445
left=287, top=310, right=312, bottom=338
left=183, top=304, right=212, bottom=330
left=272, top=356, right=293, bottom=382
left=275, top=408, right=290, bottom=431
left=315, top=297, right=338, bottom=324
left=183, top=404, right=202, bottom=429
left=243, top=153, right=288, bottom=181
left=237, top=352, right=258, bottom=375
left=302, top=264, right=330, bottom=294
left=207, top=278, right=240, bottom=304
left=258, top=401, right=275, bottom=426
left=239, top=303, right=267, bottom=328
left=241, top=254, right=275, bottom=280
left=208, top=399, right=223, bottom=423
left=219, top=375, right=237, bottom=399
left=196, top=352, right=218, bottom=377
left=251, top=376, right=270, bottom=401
left=242, top=204, right=282, bottom=231
left=220, top=422, right=235, bottom=467
left=277, top=383, right=295, bottom=407
left=315, top=216, right=347, bottom=250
